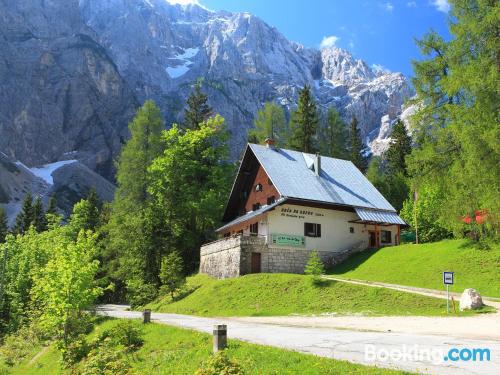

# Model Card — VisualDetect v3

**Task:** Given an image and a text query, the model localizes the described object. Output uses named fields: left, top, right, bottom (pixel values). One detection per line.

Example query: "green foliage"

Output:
left=0, top=208, right=7, bottom=244
left=319, top=107, right=349, bottom=159
left=148, top=115, right=233, bottom=271
left=13, top=192, right=33, bottom=235
left=400, top=185, right=452, bottom=242
left=195, top=351, right=244, bottom=375
left=183, top=83, right=213, bottom=130
left=385, top=120, right=412, bottom=176
left=99, top=320, right=144, bottom=352
left=288, top=85, right=319, bottom=153
left=348, top=116, right=368, bottom=173
left=31, top=230, right=102, bottom=344
left=248, top=102, right=288, bottom=147
left=329, top=239, right=500, bottom=298
left=159, top=251, right=185, bottom=299
left=408, top=0, right=499, bottom=239
left=32, top=197, right=47, bottom=233
left=125, top=279, right=158, bottom=308
left=366, top=157, right=409, bottom=212
left=57, top=334, right=90, bottom=368
left=81, top=339, right=131, bottom=375
left=106, top=100, right=165, bottom=289
left=0, top=324, right=45, bottom=367
left=304, top=251, right=325, bottom=279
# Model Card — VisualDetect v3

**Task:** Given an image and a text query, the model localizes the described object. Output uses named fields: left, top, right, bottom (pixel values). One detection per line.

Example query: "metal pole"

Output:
left=446, top=285, right=449, bottom=314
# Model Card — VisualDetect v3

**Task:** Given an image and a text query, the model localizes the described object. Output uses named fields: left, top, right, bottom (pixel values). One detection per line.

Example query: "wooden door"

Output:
left=369, top=231, right=376, bottom=248
left=251, top=252, right=261, bottom=273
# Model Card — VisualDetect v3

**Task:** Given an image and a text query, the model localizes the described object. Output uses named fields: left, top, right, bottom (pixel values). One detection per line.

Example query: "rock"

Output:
left=459, top=288, right=484, bottom=310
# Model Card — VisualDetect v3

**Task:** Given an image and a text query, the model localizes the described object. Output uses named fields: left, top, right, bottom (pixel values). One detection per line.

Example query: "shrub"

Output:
left=159, top=251, right=185, bottom=299
left=57, top=334, right=90, bottom=368
left=126, top=279, right=158, bottom=307
left=98, top=321, right=144, bottom=352
left=304, top=251, right=325, bottom=279
left=195, top=351, right=244, bottom=375
left=81, top=339, right=131, bottom=375
left=0, top=324, right=45, bottom=366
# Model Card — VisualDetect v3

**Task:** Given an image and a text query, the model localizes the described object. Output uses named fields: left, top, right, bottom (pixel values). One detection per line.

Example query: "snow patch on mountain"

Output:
left=30, top=160, right=78, bottom=185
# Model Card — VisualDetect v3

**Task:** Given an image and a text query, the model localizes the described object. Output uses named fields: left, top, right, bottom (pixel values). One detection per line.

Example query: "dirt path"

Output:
left=97, top=304, right=500, bottom=375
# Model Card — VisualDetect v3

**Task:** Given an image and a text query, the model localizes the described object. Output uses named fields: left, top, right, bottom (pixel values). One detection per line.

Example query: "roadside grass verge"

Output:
left=146, top=273, right=490, bottom=317
left=5, top=318, right=413, bottom=375
left=327, top=239, right=500, bottom=298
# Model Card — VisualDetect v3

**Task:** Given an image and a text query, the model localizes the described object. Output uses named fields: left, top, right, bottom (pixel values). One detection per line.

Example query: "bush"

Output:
left=126, top=279, right=158, bottom=307
left=98, top=321, right=144, bottom=352
left=304, top=251, right=325, bottom=279
left=57, top=334, right=90, bottom=368
left=195, top=351, right=244, bottom=375
left=81, top=339, right=131, bottom=375
left=0, top=324, right=45, bottom=366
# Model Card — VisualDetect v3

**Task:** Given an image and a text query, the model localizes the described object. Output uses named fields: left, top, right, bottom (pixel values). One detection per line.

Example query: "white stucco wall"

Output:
left=265, top=204, right=399, bottom=253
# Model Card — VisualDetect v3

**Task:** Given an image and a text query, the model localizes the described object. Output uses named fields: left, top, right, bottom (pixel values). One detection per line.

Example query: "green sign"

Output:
left=271, top=233, right=305, bottom=247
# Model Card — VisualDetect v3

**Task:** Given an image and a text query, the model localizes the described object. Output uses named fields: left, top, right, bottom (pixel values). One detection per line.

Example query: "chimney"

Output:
left=314, top=153, right=321, bottom=176
left=265, top=137, right=275, bottom=148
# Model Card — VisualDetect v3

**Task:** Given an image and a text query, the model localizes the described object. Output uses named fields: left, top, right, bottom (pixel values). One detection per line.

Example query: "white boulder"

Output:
left=459, top=288, right=484, bottom=311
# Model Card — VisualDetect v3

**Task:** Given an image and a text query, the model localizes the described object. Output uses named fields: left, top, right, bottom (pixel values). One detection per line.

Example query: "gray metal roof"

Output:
left=354, top=207, right=407, bottom=225
left=216, top=198, right=286, bottom=232
left=249, top=143, right=397, bottom=212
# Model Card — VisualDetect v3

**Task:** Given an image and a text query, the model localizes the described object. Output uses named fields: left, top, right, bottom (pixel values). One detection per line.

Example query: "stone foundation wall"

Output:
left=200, top=236, right=366, bottom=279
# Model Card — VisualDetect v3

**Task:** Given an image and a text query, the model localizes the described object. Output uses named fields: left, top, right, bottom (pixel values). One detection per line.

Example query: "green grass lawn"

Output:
left=146, top=273, right=489, bottom=317
left=327, top=239, right=500, bottom=298
left=6, top=319, right=412, bottom=375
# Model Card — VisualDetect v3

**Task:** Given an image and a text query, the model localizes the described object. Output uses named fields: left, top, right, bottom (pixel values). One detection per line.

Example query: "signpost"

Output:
left=443, top=271, right=454, bottom=313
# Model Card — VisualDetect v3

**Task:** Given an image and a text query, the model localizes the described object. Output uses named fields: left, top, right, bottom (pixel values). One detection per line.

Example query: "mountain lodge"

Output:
left=199, top=140, right=406, bottom=279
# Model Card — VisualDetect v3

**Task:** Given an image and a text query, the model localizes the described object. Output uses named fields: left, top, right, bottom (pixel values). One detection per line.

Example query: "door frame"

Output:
left=250, top=252, right=261, bottom=273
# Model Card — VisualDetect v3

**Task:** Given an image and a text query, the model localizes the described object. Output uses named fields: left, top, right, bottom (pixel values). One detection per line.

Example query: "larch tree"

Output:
left=289, top=85, right=319, bottom=153
left=248, top=102, right=288, bottom=147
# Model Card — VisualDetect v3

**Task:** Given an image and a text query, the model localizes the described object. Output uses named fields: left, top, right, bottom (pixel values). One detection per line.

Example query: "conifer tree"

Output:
left=248, top=102, right=288, bottom=147
left=85, top=188, right=101, bottom=231
left=0, top=207, right=7, bottom=243
left=14, top=192, right=34, bottom=235
left=348, top=116, right=368, bottom=173
left=32, top=196, right=47, bottom=233
left=385, top=120, right=412, bottom=176
left=183, top=83, right=212, bottom=130
left=46, top=196, right=57, bottom=215
left=319, top=107, right=348, bottom=159
left=289, top=85, right=319, bottom=153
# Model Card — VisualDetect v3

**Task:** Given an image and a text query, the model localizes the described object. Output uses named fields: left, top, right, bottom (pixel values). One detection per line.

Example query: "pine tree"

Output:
left=319, top=107, right=348, bottom=158
left=385, top=120, right=412, bottom=176
left=0, top=207, right=7, bottom=243
left=348, top=116, right=368, bottom=173
left=107, top=100, right=165, bottom=288
left=248, top=102, right=288, bottom=147
left=14, top=192, right=34, bottom=235
left=46, top=196, right=57, bottom=215
left=289, top=85, right=319, bottom=153
left=183, top=83, right=212, bottom=131
left=32, top=196, right=47, bottom=233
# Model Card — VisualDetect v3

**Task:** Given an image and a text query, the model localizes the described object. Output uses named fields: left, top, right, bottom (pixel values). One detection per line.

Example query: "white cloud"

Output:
left=431, top=0, right=450, bottom=13
left=383, top=2, right=394, bottom=12
left=407, top=1, right=417, bottom=7
left=320, top=35, right=340, bottom=48
left=348, top=41, right=355, bottom=49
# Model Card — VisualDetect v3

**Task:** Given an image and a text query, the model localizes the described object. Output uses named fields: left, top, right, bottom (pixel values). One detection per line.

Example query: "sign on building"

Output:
left=271, top=233, right=305, bottom=247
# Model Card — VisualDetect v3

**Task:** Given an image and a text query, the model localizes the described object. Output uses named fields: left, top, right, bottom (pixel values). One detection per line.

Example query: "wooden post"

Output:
left=375, top=224, right=379, bottom=248
left=397, top=224, right=401, bottom=245
left=143, top=309, right=151, bottom=324
left=213, top=324, right=227, bottom=352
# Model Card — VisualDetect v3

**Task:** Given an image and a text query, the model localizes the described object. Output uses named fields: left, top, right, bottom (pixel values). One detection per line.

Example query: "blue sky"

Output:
left=200, top=0, right=451, bottom=77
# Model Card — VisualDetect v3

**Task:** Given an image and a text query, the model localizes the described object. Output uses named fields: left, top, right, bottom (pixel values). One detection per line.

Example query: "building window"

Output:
left=255, top=183, right=263, bottom=192
left=381, top=230, right=392, bottom=243
left=250, top=222, right=259, bottom=234
left=252, top=203, right=261, bottom=211
left=267, top=196, right=276, bottom=205
left=350, top=227, right=354, bottom=233
left=304, top=223, right=321, bottom=237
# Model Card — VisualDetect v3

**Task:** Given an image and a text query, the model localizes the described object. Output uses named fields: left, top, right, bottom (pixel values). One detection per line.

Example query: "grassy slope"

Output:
left=328, top=239, right=500, bottom=298
left=146, top=273, right=484, bottom=317
left=9, top=319, right=412, bottom=375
